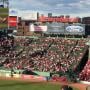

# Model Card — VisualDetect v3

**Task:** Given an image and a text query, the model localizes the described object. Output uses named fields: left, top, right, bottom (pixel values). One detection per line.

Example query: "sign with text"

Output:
left=21, top=75, right=46, bottom=81
left=47, top=23, right=65, bottom=34
left=65, top=24, right=85, bottom=35
left=30, top=24, right=47, bottom=32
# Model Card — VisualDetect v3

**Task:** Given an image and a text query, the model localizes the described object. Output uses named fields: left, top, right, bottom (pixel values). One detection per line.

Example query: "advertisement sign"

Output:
left=21, top=75, right=34, bottom=80
left=30, top=24, right=47, bottom=32
left=9, top=9, right=18, bottom=16
left=6, top=73, right=11, bottom=78
left=34, top=26, right=47, bottom=32
left=13, top=74, right=21, bottom=78
left=9, top=23, right=17, bottom=27
left=8, top=16, right=17, bottom=28
left=46, top=23, right=65, bottom=34
left=44, top=23, right=85, bottom=35
left=21, top=12, right=37, bottom=21
left=34, top=71, right=50, bottom=77
left=0, top=8, right=8, bottom=29
left=39, top=16, right=79, bottom=23
left=21, top=75, right=46, bottom=81
left=65, top=24, right=85, bottom=35
left=66, top=26, right=84, bottom=32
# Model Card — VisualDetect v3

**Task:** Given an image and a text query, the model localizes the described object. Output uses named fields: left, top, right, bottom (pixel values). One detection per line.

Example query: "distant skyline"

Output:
left=9, top=0, right=90, bottom=17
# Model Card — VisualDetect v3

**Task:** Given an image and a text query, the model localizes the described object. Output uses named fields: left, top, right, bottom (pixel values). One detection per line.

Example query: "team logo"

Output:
left=66, top=26, right=84, bottom=32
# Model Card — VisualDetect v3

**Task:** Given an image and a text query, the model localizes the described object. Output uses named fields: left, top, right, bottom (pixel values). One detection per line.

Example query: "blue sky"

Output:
left=9, top=0, right=90, bottom=17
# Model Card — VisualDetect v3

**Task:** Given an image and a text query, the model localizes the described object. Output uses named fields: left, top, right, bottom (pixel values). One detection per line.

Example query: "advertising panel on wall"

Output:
left=30, top=24, right=47, bottom=32
left=44, top=23, right=85, bottom=35
left=21, top=75, right=46, bottom=81
left=39, top=16, right=79, bottom=23
left=34, top=26, right=47, bottom=32
left=8, top=16, right=18, bottom=29
left=0, top=7, right=8, bottom=29
left=9, top=9, right=18, bottom=16
left=21, top=12, right=37, bottom=21
left=65, top=24, right=85, bottom=35
left=46, top=23, right=65, bottom=34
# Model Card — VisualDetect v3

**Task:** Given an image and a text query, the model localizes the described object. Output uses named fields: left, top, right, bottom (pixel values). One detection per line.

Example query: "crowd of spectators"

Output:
left=0, top=36, right=88, bottom=76
left=79, top=60, right=90, bottom=82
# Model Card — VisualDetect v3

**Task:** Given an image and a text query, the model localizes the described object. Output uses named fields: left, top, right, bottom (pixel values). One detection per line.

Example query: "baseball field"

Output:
left=0, top=79, right=79, bottom=90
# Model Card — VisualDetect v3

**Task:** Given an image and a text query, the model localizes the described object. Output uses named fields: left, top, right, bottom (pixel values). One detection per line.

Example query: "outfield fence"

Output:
left=0, top=69, right=48, bottom=81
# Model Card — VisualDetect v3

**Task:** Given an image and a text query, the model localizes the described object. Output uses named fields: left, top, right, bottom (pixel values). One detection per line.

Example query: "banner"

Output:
left=66, top=26, right=84, bottom=32
left=46, top=23, right=65, bottom=34
left=21, top=75, right=46, bottom=81
left=39, top=16, right=79, bottom=23
left=0, top=8, right=8, bottom=29
left=34, top=71, right=50, bottom=77
left=8, top=16, right=17, bottom=28
left=30, top=24, right=47, bottom=32
left=65, top=24, right=85, bottom=35
left=9, top=9, right=18, bottom=16
left=45, top=23, right=85, bottom=35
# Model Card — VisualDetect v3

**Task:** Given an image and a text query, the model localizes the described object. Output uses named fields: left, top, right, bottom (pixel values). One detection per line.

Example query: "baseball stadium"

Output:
left=0, top=0, right=90, bottom=90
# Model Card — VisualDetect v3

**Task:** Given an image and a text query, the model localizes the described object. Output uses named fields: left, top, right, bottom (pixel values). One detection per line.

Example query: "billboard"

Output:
left=46, top=23, right=65, bottom=34
left=21, top=12, right=37, bottom=21
left=0, top=8, right=8, bottom=29
left=9, top=9, right=18, bottom=16
left=21, top=75, right=46, bottom=81
left=39, top=16, right=79, bottom=23
left=8, top=16, right=17, bottom=28
left=44, top=23, right=85, bottom=35
left=30, top=24, right=47, bottom=32
left=65, top=24, right=85, bottom=35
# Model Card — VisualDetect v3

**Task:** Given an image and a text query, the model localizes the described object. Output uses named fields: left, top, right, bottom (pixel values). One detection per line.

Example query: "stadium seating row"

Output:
left=0, top=36, right=89, bottom=81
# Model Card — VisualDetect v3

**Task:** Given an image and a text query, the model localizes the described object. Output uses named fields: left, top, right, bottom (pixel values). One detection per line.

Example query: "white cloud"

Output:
left=68, top=2, right=84, bottom=8
left=9, top=0, right=90, bottom=17
left=80, top=0, right=90, bottom=5
left=56, top=4, right=64, bottom=7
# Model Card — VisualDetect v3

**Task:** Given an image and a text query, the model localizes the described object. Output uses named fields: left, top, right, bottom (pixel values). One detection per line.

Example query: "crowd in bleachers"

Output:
left=0, top=36, right=88, bottom=75
left=79, top=60, right=90, bottom=82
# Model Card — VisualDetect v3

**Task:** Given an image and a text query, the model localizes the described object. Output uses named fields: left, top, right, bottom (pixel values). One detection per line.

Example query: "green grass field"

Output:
left=0, top=79, right=79, bottom=90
